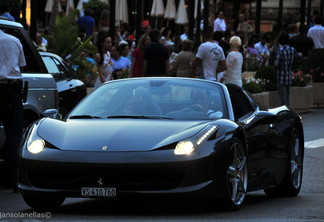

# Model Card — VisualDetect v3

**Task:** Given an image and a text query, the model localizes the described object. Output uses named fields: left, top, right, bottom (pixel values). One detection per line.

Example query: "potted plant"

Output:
left=242, top=77, right=265, bottom=94
left=242, top=77, right=269, bottom=107
left=290, top=70, right=313, bottom=112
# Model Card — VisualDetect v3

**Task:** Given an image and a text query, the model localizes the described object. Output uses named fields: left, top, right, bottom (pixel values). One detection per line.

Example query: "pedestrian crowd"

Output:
left=25, top=6, right=324, bottom=93
left=7, top=5, right=324, bottom=102
left=72, top=9, right=324, bottom=99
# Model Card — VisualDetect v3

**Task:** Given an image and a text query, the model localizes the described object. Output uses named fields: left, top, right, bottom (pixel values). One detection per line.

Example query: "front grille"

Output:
left=28, top=167, right=184, bottom=191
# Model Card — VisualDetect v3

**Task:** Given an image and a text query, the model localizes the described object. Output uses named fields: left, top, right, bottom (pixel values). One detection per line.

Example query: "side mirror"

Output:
left=252, top=111, right=277, bottom=125
left=41, top=109, right=61, bottom=119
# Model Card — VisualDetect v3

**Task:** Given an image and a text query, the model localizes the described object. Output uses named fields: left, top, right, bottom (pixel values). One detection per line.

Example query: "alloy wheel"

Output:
left=226, top=140, right=248, bottom=206
left=290, top=131, right=303, bottom=190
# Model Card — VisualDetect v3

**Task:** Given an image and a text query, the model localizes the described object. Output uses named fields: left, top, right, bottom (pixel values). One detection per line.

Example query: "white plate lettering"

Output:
left=81, top=187, right=116, bottom=197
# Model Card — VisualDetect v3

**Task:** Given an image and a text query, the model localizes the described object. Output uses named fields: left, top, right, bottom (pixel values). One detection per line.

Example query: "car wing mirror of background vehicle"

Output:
left=41, top=109, right=61, bottom=119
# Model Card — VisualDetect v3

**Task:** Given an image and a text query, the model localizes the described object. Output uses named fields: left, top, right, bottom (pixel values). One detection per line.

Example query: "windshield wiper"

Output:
left=69, top=115, right=102, bottom=119
left=107, top=115, right=172, bottom=119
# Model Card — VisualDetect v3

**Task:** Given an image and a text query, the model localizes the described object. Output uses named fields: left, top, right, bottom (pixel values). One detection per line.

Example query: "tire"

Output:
left=264, top=128, right=304, bottom=197
left=221, top=138, right=248, bottom=211
left=23, top=194, right=65, bottom=210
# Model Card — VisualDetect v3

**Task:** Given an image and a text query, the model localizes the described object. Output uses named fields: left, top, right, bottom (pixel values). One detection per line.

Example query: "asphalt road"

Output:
left=0, top=109, right=323, bottom=221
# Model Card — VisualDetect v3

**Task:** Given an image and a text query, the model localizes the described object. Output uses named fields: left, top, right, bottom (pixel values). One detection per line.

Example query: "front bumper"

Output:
left=18, top=144, right=229, bottom=199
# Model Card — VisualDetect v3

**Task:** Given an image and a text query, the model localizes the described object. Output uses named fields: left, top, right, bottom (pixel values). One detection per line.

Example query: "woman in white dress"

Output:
left=219, top=36, right=244, bottom=87
left=94, top=33, right=113, bottom=89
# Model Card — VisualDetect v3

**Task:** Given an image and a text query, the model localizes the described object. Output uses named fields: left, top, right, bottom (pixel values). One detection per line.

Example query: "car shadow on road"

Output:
left=19, top=192, right=300, bottom=217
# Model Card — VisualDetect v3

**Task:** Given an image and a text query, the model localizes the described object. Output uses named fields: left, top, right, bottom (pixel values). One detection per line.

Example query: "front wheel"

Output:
left=23, top=194, right=65, bottom=210
left=221, top=138, right=248, bottom=211
left=264, top=128, right=304, bottom=197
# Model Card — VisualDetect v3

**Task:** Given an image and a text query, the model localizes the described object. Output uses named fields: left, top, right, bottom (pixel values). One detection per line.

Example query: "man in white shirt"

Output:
left=307, top=16, right=324, bottom=48
left=0, top=29, right=26, bottom=191
left=192, top=27, right=227, bottom=80
left=254, top=36, right=270, bottom=61
left=213, top=11, right=226, bottom=32
left=180, top=25, right=189, bottom=41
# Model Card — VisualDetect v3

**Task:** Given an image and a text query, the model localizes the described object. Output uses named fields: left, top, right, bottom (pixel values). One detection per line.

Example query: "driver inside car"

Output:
left=190, top=88, right=223, bottom=118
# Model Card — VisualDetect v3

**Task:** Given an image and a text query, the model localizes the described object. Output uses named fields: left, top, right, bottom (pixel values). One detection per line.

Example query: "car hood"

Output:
left=37, top=118, right=212, bottom=152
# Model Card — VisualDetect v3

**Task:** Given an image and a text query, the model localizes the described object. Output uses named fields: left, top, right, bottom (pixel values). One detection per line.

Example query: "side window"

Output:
left=54, top=58, right=70, bottom=79
left=42, top=56, right=69, bottom=80
left=228, top=85, right=255, bottom=120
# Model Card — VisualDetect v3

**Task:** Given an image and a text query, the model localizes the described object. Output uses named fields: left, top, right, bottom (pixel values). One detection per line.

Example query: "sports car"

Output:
left=18, top=77, right=304, bottom=211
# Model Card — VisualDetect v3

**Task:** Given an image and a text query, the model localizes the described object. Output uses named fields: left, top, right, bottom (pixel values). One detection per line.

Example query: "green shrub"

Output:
left=244, top=57, right=259, bottom=71
left=255, top=65, right=277, bottom=91
left=299, top=48, right=324, bottom=83
left=46, top=9, right=98, bottom=85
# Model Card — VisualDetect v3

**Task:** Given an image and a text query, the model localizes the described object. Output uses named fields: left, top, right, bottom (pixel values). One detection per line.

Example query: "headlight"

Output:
left=27, top=139, right=45, bottom=154
left=174, top=141, right=194, bottom=155
left=174, top=126, right=217, bottom=155
left=27, top=125, right=45, bottom=154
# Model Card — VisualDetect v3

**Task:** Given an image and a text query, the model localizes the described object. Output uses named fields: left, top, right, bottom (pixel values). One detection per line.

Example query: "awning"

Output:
left=195, top=0, right=204, bottom=19
left=116, top=0, right=129, bottom=25
left=175, top=0, right=188, bottom=24
left=66, top=0, right=75, bottom=15
left=151, top=0, right=165, bottom=17
left=164, top=0, right=176, bottom=20
left=77, top=0, right=89, bottom=17
left=45, top=0, right=62, bottom=13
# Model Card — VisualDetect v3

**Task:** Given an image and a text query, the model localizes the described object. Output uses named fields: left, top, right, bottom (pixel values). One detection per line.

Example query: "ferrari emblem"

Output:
left=102, top=146, right=108, bottom=150
left=97, top=178, right=104, bottom=186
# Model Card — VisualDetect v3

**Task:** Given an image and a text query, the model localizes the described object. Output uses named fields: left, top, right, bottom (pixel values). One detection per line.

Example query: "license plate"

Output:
left=81, top=187, right=116, bottom=197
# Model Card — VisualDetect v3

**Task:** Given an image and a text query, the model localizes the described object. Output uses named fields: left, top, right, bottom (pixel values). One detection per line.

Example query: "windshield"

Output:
left=69, top=78, right=228, bottom=120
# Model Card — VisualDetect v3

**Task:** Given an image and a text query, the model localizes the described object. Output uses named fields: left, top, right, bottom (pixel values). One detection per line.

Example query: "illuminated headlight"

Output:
left=197, top=126, right=216, bottom=145
left=174, top=126, right=217, bottom=155
left=174, top=141, right=194, bottom=155
left=27, top=139, right=45, bottom=154
left=27, top=126, right=45, bottom=154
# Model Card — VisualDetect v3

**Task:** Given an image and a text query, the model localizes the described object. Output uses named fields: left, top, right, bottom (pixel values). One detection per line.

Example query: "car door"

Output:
left=42, top=54, right=86, bottom=116
left=227, top=84, right=281, bottom=189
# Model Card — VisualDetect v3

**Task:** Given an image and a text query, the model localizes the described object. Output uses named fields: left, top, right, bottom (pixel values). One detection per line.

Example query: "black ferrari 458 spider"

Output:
left=18, top=77, right=304, bottom=210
